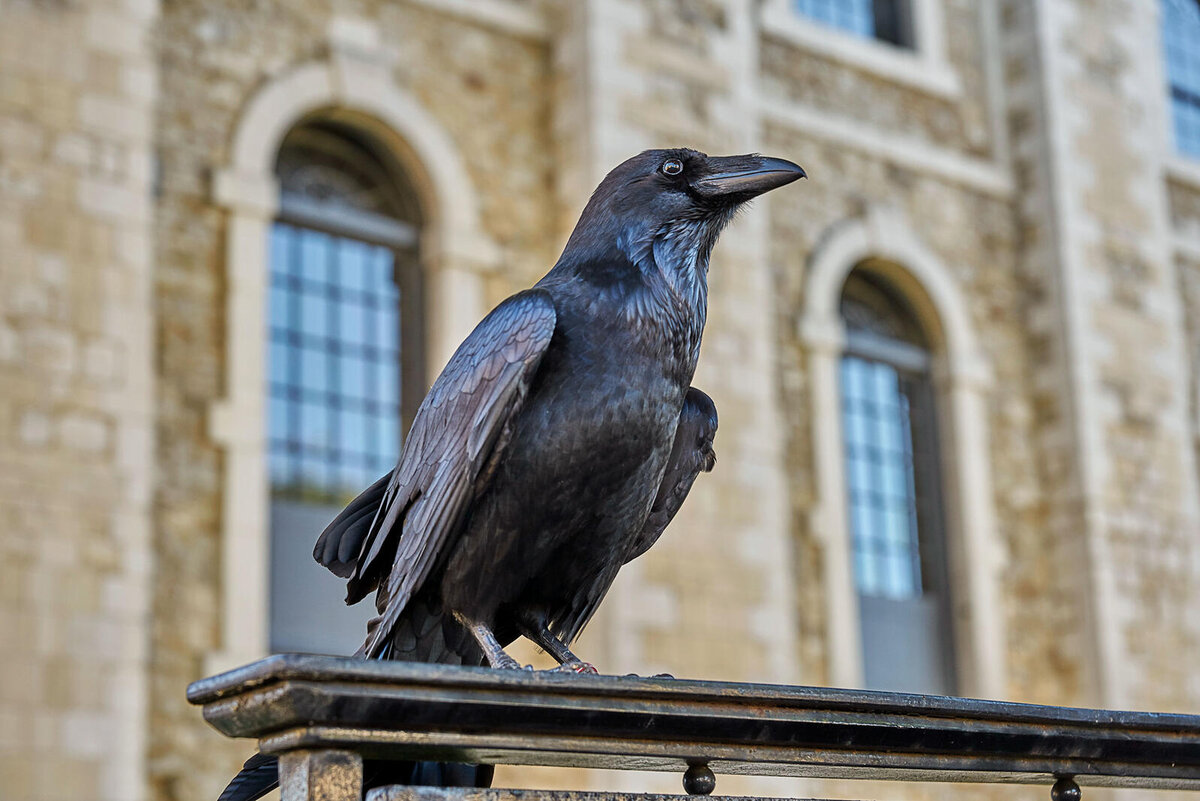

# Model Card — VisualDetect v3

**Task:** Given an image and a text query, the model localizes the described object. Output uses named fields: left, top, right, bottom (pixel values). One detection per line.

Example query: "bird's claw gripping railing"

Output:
left=188, top=654, right=1200, bottom=801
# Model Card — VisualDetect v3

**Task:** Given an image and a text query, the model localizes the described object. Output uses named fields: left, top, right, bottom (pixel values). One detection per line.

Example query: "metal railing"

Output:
left=188, top=654, right=1200, bottom=801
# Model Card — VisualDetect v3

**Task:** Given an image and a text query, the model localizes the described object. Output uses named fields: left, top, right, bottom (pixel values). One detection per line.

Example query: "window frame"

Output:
left=798, top=209, right=1005, bottom=699
left=263, top=127, right=428, bottom=655
left=761, top=0, right=960, bottom=99
left=204, top=51, right=499, bottom=675
left=839, top=275, right=958, bottom=695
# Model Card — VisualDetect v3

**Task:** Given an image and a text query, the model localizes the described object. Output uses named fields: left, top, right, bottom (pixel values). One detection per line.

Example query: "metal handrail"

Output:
left=189, top=654, right=1200, bottom=800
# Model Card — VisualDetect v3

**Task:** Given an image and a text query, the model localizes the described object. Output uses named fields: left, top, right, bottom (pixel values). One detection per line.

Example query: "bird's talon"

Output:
left=493, top=655, right=525, bottom=670
left=553, top=661, right=598, bottom=675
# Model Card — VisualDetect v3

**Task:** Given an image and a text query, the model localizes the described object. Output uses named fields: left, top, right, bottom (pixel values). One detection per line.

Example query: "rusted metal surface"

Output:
left=364, top=790, right=851, bottom=801
left=281, top=749, right=363, bottom=801
left=188, top=654, right=1200, bottom=791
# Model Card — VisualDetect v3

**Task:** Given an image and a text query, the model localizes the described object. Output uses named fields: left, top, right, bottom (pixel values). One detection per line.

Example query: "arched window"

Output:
left=839, top=268, right=955, bottom=694
left=1163, top=0, right=1200, bottom=158
left=266, top=120, right=424, bottom=654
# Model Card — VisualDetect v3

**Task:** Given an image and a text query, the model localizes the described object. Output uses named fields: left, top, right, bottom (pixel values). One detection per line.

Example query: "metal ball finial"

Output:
left=1051, top=776, right=1081, bottom=801
left=683, top=762, right=716, bottom=795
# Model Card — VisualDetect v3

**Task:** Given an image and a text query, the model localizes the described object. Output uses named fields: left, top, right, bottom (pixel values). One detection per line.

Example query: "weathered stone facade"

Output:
left=0, top=1, right=157, bottom=800
left=2, top=1, right=1199, bottom=800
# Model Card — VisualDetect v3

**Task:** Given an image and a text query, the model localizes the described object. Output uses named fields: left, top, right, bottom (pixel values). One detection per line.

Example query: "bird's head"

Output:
left=558, top=148, right=806, bottom=276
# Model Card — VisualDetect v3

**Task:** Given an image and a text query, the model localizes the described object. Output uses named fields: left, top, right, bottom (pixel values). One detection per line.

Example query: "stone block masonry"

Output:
left=0, top=2, right=158, bottom=800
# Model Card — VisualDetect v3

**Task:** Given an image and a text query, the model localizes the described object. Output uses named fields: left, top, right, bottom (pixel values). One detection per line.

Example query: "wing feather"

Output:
left=313, top=473, right=391, bottom=578
left=335, top=289, right=556, bottom=657
left=624, top=387, right=718, bottom=564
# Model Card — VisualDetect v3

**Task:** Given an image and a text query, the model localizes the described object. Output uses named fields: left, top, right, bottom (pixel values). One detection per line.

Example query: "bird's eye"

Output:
left=662, top=159, right=683, bottom=176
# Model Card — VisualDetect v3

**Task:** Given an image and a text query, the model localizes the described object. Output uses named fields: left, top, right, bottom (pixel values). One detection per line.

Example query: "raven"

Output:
left=218, top=149, right=803, bottom=801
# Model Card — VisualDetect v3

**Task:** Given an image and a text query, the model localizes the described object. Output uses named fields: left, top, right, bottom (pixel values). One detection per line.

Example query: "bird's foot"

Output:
left=547, top=660, right=599, bottom=675
left=492, top=654, right=533, bottom=671
left=623, top=672, right=675, bottom=679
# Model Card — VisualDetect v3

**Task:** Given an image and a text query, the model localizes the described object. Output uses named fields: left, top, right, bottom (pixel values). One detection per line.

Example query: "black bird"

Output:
left=218, top=148, right=804, bottom=801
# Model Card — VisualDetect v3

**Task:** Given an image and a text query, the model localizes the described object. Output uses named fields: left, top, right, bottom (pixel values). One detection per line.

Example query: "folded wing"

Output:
left=312, top=289, right=557, bottom=657
left=624, top=386, right=718, bottom=564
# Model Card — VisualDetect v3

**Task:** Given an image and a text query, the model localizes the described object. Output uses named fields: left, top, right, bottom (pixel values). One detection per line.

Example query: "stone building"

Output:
left=2, top=0, right=1199, bottom=800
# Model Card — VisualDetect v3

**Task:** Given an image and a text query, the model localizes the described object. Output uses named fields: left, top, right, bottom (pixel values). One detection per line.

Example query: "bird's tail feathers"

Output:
left=217, top=752, right=278, bottom=801
left=313, top=473, right=391, bottom=579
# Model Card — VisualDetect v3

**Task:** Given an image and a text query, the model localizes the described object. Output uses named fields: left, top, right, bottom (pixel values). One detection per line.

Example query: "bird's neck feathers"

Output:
left=544, top=204, right=736, bottom=369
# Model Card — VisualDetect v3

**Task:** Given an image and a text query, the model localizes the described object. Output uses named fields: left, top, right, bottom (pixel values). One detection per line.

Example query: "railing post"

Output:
left=279, top=749, right=364, bottom=801
left=1052, top=776, right=1081, bottom=801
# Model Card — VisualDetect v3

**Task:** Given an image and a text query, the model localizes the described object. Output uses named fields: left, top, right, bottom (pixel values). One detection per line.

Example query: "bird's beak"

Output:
left=692, top=154, right=806, bottom=200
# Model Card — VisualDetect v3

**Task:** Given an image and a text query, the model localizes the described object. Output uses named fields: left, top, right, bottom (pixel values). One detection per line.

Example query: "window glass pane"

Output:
left=298, top=399, right=328, bottom=451
left=270, top=223, right=300, bottom=279
left=339, top=302, right=369, bottom=347
left=371, top=247, right=397, bottom=296
left=377, top=416, right=400, bottom=465
left=340, top=238, right=369, bottom=294
left=269, top=450, right=292, bottom=489
left=1165, top=0, right=1200, bottom=157
left=267, top=392, right=289, bottom=444
left=341, top=355, right=369, bottom=402
left=298, top=229, right=327, bottom=283
left=267, top=221, right=407, bottom=509
left=342, top=409, right=369, bottom=459
left=377, top=355, right=399, bottom=408
left=299, top=347, right=328, bottom=394
left=794, top=0, right=876, bottom=38
left=268, top=123, right=424, bottom=656
left=268, top=337, right=290, bottom=387
left=299, top=292, right=327, bottom=339
left=269, top=285, right=291, bottom=333
left=375, top=303, right=399, bottom=351
left=841, top=354, right=922, bottom=600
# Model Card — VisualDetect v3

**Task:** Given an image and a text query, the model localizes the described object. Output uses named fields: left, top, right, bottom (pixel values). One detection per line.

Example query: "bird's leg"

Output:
left=452, top=611, right=526, bottom=670
left=516, top=610, right=599, bottom=675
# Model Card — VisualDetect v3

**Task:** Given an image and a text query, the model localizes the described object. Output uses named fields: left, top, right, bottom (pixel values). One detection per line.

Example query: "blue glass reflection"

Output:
left=268, top=222, right=405, bottom=503
left=793, top=0, right=876, bottom=39
left=1165, top=0, right=1200, bottom=157
left=840, top=356, right=923, bottom=599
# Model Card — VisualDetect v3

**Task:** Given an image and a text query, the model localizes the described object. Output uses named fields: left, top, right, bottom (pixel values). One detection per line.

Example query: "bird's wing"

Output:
left=624, top=387, right=718, bottom=564
left=313, top=472, right=392, bottom=578
left=326, top=289, right=556, bottom=658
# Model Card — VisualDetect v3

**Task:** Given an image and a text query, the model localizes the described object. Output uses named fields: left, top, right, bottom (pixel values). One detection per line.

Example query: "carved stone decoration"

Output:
left=276, top=123, right=420, bottom=223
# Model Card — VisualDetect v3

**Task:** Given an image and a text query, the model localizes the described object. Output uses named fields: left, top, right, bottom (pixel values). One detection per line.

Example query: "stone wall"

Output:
left=999, top=0, right=1200, bottom=712
left=763, top=127, right=1040, bottom=697
left=0, top=1, right=158, bottom=800
left=995, top=0, right=1099, bottom=706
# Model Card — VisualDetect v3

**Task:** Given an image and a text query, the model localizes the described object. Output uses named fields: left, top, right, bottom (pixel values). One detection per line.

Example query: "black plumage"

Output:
left=218, top=148, right=803, bottom=801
